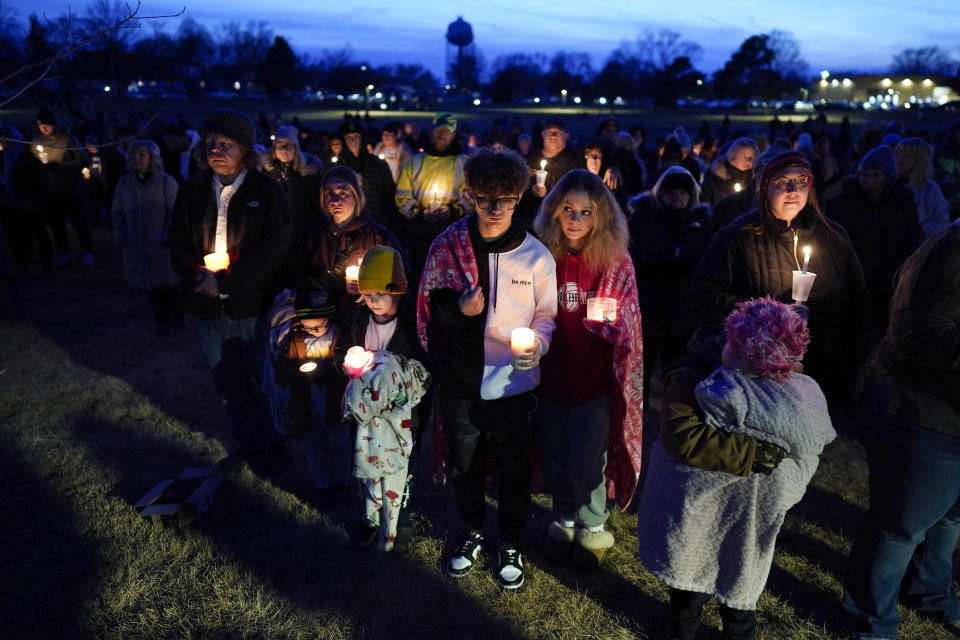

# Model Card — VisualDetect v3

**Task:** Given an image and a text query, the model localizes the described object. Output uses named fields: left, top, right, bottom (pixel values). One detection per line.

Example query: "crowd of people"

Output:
left=1, top=103, right=959, bottom=640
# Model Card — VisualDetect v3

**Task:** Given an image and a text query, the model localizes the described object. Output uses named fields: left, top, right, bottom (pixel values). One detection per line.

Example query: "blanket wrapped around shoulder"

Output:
left=637, top=367, right=836, bottom=610
left=344, top=351, right=430, bottom=478
left=583, top=253, right=644, bottom=510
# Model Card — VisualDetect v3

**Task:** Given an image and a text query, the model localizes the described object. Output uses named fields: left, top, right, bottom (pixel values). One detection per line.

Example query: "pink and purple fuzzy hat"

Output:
left=725, top=297, right=810, bottom=382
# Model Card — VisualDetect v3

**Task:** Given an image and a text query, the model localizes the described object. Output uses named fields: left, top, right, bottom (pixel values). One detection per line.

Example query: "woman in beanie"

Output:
left=824, top=144, right=923, bottom=342
left=690, top=151, right=867, bottom=406
left=894, top=137, right=952, bottom=236
left=627, top=166, right=712, bottom=406
left=532, top=170, right=643, bottom=569
left=335, top=245, right=430, bottom=551
left=638, top=297, right=836, bottom=640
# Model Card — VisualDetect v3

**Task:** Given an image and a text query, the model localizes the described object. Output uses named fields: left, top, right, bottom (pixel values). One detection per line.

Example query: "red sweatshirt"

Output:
left=539, top=251, right=616, bottom=404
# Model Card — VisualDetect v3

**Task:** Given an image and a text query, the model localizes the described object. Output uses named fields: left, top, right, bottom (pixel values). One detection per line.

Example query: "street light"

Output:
left=365, top=84, right=374, bottom=117
left=561, top=89, right=567, bottom=106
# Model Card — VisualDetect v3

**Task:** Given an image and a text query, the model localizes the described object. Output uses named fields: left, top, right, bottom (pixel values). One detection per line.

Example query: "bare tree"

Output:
left=613, top=29, right=703, bottom=73
left=892, top=46, right=958, bottom=75
left=767, top=29, right=809, bottom=85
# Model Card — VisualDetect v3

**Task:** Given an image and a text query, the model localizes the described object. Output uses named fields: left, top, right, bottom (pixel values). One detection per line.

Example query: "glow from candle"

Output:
left=432, top=183, right=439, bottom=200
left=343, top=346, right=372, bottom=376
left=203, top=252, right=230, bottom=272
left=331, top=156, right=338, bottom=163
left=734, top=182, right=742, bottom=192
left=802, top=246, right=811, bottom=274
left=345, top=265, right=359, bottom=282
left=36, top=145, right=43, bottom=152
left=510, top=327, right=536, bottom=357
left=540, top=159, right=547, bottom=170
left=299, top=362, right=318, bottom=373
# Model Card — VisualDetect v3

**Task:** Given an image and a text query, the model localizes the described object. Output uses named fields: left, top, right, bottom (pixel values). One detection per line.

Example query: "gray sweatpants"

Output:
left=538, top=396, right=612, bottom=529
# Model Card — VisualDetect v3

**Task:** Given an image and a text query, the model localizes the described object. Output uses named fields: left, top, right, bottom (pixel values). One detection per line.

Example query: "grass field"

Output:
left=1, top=229, right=957, bottom=639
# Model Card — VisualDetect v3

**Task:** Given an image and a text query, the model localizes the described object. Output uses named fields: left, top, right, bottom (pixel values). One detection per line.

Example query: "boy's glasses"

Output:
left=473, top=196, right=520, bottom=211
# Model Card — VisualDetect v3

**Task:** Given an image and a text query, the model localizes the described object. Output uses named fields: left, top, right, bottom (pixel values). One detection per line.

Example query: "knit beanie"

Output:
left=725, top=296, right=810, bottom=382
left=858, top=145, right=897, bottom=181
left=321, top=165, right=366, bottom=213
left=659, top=170, right=696, bottom=200
left=432, top=112, right=457, bottom=133
left=294, top=287, right=336, bottom=320
left=201, top=109, right=255, bottom=149
left=36, top=107, right=57, bottom=126
left=758, top=151, right=813, bottom=200
left=357, top=246, right=406, bottom=294
left=274, top=125, right=300, bottom=148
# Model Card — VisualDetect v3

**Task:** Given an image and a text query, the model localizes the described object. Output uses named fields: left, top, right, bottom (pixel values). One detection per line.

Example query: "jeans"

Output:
left=442, top=392, right=535, bottom=542
left=196, top=312, right=273, bottom=451
left=842, top=378, right=960, bottom=639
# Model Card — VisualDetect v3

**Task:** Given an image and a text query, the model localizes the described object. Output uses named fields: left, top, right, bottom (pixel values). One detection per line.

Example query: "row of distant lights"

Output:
left=818, top=70, right=935, bottom=89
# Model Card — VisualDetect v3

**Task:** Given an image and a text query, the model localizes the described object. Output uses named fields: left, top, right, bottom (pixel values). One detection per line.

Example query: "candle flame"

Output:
left=378, top=153, right=385, bottom=160
left=540, top=159, right=547, bottom=170
left=331, top=156, right=338, bottom=163
left=803, top=246, right=811, bottom=258
left=37, top=145, right=43, bottom=152
left=734, top=182, right=742, bottom=192
left=299, top=362, right=318, bottom=373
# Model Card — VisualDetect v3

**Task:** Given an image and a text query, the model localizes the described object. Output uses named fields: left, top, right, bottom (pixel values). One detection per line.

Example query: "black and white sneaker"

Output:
left=446, top=529, right=484, bottom=578
left=497, top=543, right=524, bottom=590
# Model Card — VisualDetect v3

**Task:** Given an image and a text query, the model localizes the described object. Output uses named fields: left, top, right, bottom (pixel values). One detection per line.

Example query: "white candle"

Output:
left=299, top=362, right=318, bottom=373
left=37, top=145, right=48, bottom=164
left=203, top=252, right=230, bottom=272
left=345, top=265, right=360, bottom=289
left=801, top=246, right=811, bottom=274
left=536, top=159, right=548, bottom=188
left=586, top=297, right=618, bottom=323
left=510, top=327, right=536, bottom=357
left=344, top=346, right=372, bottom=376
left=331, top=156, right=338, bottom=163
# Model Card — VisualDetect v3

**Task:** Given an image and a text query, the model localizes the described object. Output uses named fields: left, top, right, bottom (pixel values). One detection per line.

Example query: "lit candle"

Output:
left=429, top=182, right=441, bottom=212
left=331, top=155, right=338, bottom=163
left=345, top=264, right=360, bottom=290
left=82, top=167, right=91, bottom=180
left=343, top=346, right=372, bottom=377
left=536, top=159, right=548, bottom=188
left=37, top=145, right=49, bottom=164
left=299, top=362, right=318, bottom=373
left=801, top=246, right=811, bottom=274
left=203, top=252, right=230, bottom=272
left=378, top=153, right=385, bottom=160
left=734, top=182, right=742, bottom=192
left=510, top=327, right=536, bottom=357
left=586, top=297, right=618, bottom=323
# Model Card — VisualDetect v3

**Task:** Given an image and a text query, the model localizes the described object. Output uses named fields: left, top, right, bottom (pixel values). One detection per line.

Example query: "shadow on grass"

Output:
left=71, top=415, right=527, bottom=639
left=0, top=437, right=100, bottom=639
left=765, top=564, right=846, bottom=637
left=791, top=485, right=867, bottom=540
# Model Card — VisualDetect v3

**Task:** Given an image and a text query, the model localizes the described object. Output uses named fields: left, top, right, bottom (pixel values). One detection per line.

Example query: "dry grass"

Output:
left=1, top=229, right=957, bottom=639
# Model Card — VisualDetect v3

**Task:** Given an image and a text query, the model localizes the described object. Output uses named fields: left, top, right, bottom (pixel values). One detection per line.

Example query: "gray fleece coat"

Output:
left=637, top=366, right=835, bottom=610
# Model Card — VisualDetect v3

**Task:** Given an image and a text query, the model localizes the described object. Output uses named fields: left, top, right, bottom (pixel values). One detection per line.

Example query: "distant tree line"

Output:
left=1, top=2, right=957, bottom=104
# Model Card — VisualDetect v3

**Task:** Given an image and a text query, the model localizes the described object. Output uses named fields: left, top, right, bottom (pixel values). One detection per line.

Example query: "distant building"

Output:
left=811, top=73, right=958, bottom=108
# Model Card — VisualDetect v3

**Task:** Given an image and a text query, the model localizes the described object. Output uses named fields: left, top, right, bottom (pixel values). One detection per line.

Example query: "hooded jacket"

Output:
left=700, top=157, right=753, bottom=206
left=338, top=146, right=397, bottom=229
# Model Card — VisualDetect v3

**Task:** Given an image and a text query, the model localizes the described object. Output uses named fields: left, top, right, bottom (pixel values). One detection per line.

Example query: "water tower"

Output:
left=445, top=17, right=475, bottom=90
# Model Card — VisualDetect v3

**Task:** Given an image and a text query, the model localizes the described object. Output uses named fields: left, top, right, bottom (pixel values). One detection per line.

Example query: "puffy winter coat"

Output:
left=112, top=171, right=180, bottom=289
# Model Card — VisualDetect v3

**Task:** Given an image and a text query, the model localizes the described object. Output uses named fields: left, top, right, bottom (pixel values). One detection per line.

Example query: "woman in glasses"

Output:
left=532, top=170, right=643, bottom=570
left=689, top=151, right=867, bottom=407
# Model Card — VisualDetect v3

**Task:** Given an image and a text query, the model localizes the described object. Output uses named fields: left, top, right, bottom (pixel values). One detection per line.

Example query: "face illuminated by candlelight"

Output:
left=766, top=167, right=811, bottom=223
left=322, top=177, right=358, bottom=227
left=361, top=291, right=401, bottom=322
left=557, top=189, right=595, bottom=250
left=205, top=135, right=244, bottom=180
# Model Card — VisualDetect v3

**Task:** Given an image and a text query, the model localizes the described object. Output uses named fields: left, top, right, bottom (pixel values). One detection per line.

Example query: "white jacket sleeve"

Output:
left=531, top=249, right=558, bottom=356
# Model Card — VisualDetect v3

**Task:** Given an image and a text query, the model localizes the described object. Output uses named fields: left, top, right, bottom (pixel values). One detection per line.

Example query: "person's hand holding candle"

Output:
left=510, top=327, right=541, bottom=370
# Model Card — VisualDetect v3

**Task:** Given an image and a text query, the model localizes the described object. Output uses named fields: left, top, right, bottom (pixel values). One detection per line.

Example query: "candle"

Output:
left=344, top=346, right=372, bottom=377
left=378, top=153, right=385, bottom=160
left=345, top=265, right=360, bottom=291
left=536, top=159, right=548, bottom=188
left=801, top=246, right=811, bottom=274
left=299, top=362, right=318, bottom=373
left=586, top=297, right=617, bottom=323
left=331, top=156, right=338, bottom=163
left=82, top=167, right=91, bottom=180
left=429, top=182, right=441, bottom=211
left=37, top=145, right=49, bottom=164
left=734, top=182, right=742, bottom=192
left=510, top=327, right=536, bottom=357
left=203, top=252, right=230, bottom=272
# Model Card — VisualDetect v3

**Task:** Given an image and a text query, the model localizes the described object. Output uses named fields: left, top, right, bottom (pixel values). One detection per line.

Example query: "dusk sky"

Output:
left=7, top=1, right=960, bottom=78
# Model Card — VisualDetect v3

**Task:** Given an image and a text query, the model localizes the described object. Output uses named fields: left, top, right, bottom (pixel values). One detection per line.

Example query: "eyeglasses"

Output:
left=771, top=176, right=811, bottom=190
left=473, top=195, right=520, bottom=211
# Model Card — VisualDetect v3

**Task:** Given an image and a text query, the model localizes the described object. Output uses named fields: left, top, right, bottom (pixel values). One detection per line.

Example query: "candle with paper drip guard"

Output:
left=792, top=245, right=817, bottom=303
left=36, top=145, right=49, bottom=165
left=510, top=327, right=536, bottom=358
left=203, top=252, right=230, bottom=272
left=429, top=182, right=441, bottom=212
left=345, top=264, right=360, bottom=292
left=343, top=346, right=373, bottom=377
left=586, top=297, right=617, bottom=323
left=536, top=159, right=548, bottom=188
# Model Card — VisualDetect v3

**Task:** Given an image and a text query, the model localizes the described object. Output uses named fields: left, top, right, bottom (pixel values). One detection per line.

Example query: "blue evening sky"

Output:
left=7, top=1, right=960, bottom=77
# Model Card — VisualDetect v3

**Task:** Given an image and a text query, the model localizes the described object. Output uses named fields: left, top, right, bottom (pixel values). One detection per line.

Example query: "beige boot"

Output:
left=572, top=527, right=615, bottom=569
left=541, top=520, right=576, bottom=563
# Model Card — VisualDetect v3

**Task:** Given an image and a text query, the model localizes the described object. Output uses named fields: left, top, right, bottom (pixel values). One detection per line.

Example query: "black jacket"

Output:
left=428, top=216, right=528, bottom=400
left=700, top=160, right=753, bottom=206
left=339, top=148, right=397, bottom=230
left=824, top=176, right=923, bottom=328
left=168, top=168, right=291, bottom=320
left=514, top=146, right=582, bottom=226
left=689, top=206, right=868, bottom=403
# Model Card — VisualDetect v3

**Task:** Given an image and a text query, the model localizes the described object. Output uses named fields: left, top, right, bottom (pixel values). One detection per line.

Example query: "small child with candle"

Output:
left=336, top=245, right=431, bottom=551
left=637, top=297, right=836, bottom=639
left=532, top=170, right=644, bottom=568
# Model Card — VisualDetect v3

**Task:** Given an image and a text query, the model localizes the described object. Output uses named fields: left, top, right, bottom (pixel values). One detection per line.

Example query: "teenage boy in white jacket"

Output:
left=418, top=148, right=557, bottom=590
